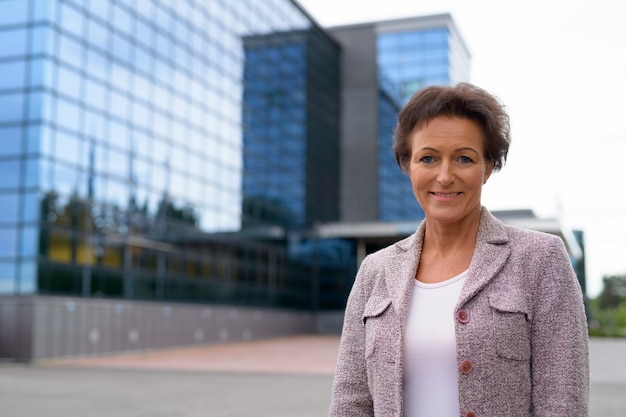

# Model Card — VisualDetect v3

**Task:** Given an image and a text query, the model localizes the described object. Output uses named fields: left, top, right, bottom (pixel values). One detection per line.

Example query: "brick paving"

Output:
left=45, top=334, right=341, bottom=376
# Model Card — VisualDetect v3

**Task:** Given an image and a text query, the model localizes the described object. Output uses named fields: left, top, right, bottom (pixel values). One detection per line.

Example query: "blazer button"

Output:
left=464, top=412, right=476, bottom=417
left=456, top=309, right=470, bottom=324
left=460, top=359, right=473, bottom=374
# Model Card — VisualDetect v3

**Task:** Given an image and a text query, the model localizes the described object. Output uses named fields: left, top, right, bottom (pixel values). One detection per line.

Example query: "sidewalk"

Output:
left=3, top=336, right=625, bottom=417
left=44, top=334, right=341, bottom=376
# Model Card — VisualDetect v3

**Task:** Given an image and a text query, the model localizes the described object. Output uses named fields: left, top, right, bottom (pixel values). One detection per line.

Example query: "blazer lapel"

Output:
left=384, top=223, right=425, bottom=320
left=457, top=208, right=511, bottom=307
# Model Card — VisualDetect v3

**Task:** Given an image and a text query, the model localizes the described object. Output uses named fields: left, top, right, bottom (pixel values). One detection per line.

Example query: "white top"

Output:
left=402, top=270, right=468, bottom=417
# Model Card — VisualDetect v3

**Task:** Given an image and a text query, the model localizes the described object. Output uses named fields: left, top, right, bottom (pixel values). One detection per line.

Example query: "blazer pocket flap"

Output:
left=489, top=294, right=531, bottom=361
left=362, top=296, right=392, bottom=324
left=488, top=293, right=529, bottom=315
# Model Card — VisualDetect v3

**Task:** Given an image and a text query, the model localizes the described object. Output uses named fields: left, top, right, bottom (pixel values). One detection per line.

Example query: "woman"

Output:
left=328, top=83, right=589, bottom=417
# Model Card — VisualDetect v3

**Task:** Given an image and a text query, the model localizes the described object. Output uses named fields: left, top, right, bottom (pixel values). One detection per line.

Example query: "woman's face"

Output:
left=409, top=116, right=493, bottom=226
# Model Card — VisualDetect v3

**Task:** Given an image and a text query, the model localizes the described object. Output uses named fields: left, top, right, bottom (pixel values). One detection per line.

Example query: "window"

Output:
left=0, top=28, right=27, bottom=58
left=84, top=78, right=107, bottom=111
left=60, top=3, right=84, bottom=38
left=54, top=97, right=82, bottom=133
left=58, top=33, right=83, bottom=67
left=53, top=130, right=81, bottom=166
left=0, top=92, right=24, bottom=122
left=86, top=49, right=108, bottom=81
left=57, top=65, right=82, bottom=101
left=20, top=227, right=39, bottom=257
left=112, top=4, right=132, bottom=36
left=0, top=194, right=19, bottom=224
left=134, top=17, right=153, bottom=48
left=0, top=261, right=16, bottom=293
left=110, top=61, right=131, bottom=91
left=109, top=90, right=130, bottom=120
left=0, top=60, right=25, bottom=90
left=21, top=191, right=40, bottom=223
left=108, top=118, right=129, bottom=150
left=0, top=0, right=28, bottom=25
left=111, top=32, right=132, bottom=64
left=52, top=162, right=78, bottom=197
left=17, top=261, right=36, bottom=294
left=0, top=127, right=22, bottom=156
left=87, top=18, right=109, bottom=51
left=0, top=227, right=17, bottom=258
left=86, top=0, right=110, bottom=20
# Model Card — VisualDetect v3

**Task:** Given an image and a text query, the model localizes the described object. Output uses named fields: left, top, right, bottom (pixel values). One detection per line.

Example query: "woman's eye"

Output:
left=419, top=155, right=434, bottom=163
left=459, top=155, right=473, bottom=163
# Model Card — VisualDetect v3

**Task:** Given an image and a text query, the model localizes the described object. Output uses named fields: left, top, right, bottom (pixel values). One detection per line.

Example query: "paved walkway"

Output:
left=44, top=335, right=341, bottom=376
left=1, top=336, right=625, bottom=416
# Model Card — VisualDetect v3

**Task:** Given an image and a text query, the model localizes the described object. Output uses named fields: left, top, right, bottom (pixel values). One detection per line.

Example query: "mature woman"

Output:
left=328, top=83, right=589, bottom=417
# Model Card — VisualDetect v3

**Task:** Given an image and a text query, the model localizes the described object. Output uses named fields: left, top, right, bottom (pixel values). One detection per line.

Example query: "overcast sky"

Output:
left=297, top=0, right=626, bottom=297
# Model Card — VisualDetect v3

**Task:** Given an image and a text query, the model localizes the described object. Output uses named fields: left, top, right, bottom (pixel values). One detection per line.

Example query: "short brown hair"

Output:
left=393, top=83, right=511, bottom=173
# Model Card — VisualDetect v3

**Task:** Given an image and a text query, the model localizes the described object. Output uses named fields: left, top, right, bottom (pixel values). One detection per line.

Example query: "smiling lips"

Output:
left=432, top=192, right=461, bottom=198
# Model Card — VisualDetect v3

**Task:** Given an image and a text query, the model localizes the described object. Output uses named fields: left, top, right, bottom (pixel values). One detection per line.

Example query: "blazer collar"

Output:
left=459, top=208, right=511, bottom=307
left=386, top=207, right=511, bottom=311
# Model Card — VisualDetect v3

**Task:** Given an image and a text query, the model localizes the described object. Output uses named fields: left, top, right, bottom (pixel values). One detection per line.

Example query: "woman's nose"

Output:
left=436, top=162, right=455, bottom=185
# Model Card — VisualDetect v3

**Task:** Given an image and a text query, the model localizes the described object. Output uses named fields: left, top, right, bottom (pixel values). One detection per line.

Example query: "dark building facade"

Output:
left=242, top=29, right=341, bottom=229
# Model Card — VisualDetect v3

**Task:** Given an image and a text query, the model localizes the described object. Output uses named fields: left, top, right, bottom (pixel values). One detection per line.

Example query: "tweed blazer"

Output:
left=329, top=208, right=589, bottom=417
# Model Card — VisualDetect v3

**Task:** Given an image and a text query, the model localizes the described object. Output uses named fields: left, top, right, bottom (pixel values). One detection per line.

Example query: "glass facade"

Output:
left=376, top=22, right=470, bottom=221
left=0, top=0, right=353, bottom=310
left=242, top=28, right=341, bottom=229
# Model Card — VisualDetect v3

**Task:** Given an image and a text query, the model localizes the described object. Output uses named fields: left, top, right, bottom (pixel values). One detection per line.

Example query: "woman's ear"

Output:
left=483, top=163, right=494, bottom=184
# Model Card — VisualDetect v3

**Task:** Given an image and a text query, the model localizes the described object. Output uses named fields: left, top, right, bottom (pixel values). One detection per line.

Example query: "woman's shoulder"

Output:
left=503, top=223, right=563, bottom=247
left=482, top=209, right=563, bottom=249
left=499, top=223, right=572, bottom=266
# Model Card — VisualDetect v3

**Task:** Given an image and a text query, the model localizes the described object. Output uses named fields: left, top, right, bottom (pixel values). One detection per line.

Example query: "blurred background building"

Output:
left=0, top=0, right=583, bottom=361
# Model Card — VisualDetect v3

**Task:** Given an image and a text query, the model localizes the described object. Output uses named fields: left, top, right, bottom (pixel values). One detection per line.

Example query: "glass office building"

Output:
left=0, top=0, right=352, bottom=311
left=242, top=29, right=341, bottom=229
left=376, top=16, right=470, bottom=221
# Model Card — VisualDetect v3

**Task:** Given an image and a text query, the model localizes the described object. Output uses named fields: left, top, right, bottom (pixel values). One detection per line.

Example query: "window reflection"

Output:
left=22, top=191, right=40, bottom=223
left=20, top=227, right=39, bottom=257
left=0, top=227, right=18, bottom=257
left=0, top=262, right=17, bottom=294
left=57, top=65, right=82, bottom=101
left=54, top=97, right=81, bottom=132
left=28, top=57, right=53, bottom=89
left=86, top=0, right=110, bottom=19
left=86, top=49, right=108, bottom=81
left=112, top=4, right=132, bottom=35
left=17, top=261, right=36, bottom=294
left=0, top=192, right=19, bottom=225
left=52, top=163, right=78, bottom=197
left=0, top=161, right=20, bottom=190
left=60, top=2, right=84, bottom=37
left=58, top=34, right=83, bottom=67
left=111, top=32, right=131, bottom=63
left=54, top=130, right=81, bottom=165
left=0, top=93, right=24, bottom=122
left=0, top=27, right=27, bottom=58
left=108, top=119, right=129, bottom=150
left=0, top=0, right=353, bottom=307
left=109, top=90, right=130, bottom=120
left=0, top=127, right=22, bottom=156
left=0, top=60, right=26, bottom=89
left=0, top=0, right=28, bottom=25
left=87, top=17, right=108, bottom=50
left=84, top=79, right=106, bottom=110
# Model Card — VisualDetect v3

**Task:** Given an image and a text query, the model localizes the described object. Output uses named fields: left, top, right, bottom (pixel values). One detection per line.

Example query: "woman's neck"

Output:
left=422, top=208, right=482, bottom=255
